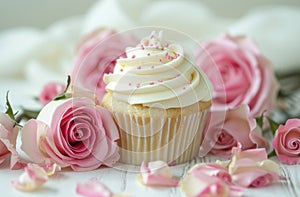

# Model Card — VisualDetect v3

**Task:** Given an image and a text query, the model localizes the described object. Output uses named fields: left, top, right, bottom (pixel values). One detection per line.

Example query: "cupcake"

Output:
left=102, top=31, right=212, bottom=165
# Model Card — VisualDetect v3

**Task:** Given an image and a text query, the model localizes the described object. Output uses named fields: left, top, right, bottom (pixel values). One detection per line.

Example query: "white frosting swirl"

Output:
left=103, top=31, right=212, bottom=109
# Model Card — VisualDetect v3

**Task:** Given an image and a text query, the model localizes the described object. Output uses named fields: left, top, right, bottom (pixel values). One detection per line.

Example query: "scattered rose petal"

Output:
left=76, top=180, right=129, bottom=197
left=180, top=172, right=243, bottom=197
left=76, top=180, right=113, bottom=197
left=137, top=161, right=179, bottom=187
left=37, top=163, right=61, bottom=176
left=12, top=163, right=48, bottom=192
left=188, top=163, right=232, bottom=184
left=228, top=145, right=282, bottom=188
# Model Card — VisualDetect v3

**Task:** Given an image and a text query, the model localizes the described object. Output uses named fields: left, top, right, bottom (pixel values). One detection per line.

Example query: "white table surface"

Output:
left=0, top=80, right=299, bottom=197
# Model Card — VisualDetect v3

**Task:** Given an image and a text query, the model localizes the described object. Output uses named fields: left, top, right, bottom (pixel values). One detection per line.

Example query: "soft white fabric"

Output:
left=0, top=0, right=299, bottom=86
left=229, top=6, right=300, bottom=73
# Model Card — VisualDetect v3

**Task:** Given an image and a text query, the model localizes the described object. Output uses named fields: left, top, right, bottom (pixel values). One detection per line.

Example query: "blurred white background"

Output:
left=0, top=0, right=299, bottom=111
left=0, top=0, right=299, bottom=30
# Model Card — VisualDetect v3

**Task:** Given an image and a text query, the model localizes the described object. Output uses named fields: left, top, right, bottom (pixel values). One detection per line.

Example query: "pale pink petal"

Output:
left=76, top=180, right=113, bottom=197
left=0, top=113, right=25, bottom=169
left=180, top=173, right=232, bottom=197
left=188, top=163, right=232, bottom=183
left=231, top=146, right=268, bottom=161
left=21, top=119, right=52, bottom=164
left=137, top=161, right=178, bottom=187
left=12, top=164, right=48, bottom=192
left=232, top=170, right=280, bottom=188
left=37, top=163, right=61, bottom=176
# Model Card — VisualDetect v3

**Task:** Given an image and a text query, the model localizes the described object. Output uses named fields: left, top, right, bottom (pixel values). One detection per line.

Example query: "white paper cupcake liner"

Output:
left=113, top=110, right=208, bottom=165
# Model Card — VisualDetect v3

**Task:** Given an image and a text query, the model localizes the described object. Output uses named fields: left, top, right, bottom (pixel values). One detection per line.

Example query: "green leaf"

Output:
left=53, top=75, right=71, bottom=101
left=255, top=111, right=266, bottom=128
left=268, top=150, right=277, bottom=158
left=267, top=117, right=280, bottom=135
left=5, top=91, right=16, bottom=121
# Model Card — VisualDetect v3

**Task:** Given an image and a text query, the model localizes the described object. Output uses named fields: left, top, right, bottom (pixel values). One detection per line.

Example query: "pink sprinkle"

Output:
left=120, top=68, right=123, bottom=72
left=149, top=82, right=155, bottom=85
left=176, top=74, right=181, bottom=77
left=137, top=66, right=142, bottom=70
left=128, top=83, right=132, bottom=86
left=159, top=59, right=162, bottom=62
left=141, top=45, right=145, bottom=50
left=150, top=44, right=153, bottom=47
left=165, top=43, right=169, bottom=47
left=147, top=53, right=151, bottom=56
left=165, top=52, right=169, bottom=57
left=131, top=55, right=136, bottom=59
left=183, top=87, right=186, bottom=90
left=158, top=79, right=163, bottom=83
left=136, top=83, right=140, bottom=88
left=161, top=47, right=164, bottom=50
left=151, top=65, right=154, bottom=69
left=150, top=34, right=154, bottom=39
left=156, top=46, right=159, bottom=49
left=188, top=81, right=192, bottom=84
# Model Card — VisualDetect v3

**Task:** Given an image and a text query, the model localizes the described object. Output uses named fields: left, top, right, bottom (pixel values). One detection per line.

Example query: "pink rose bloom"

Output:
left=0, top=113, right=21, bottom=169
left=202, top=104, right=269, bottom=158
left=21, top=97, right=120, bottom=171
left=70, top=29, right=137, bottom=101
left=228, top=146, right=282, bottom=188
left=39, top=82, right=66, bottom=106
left=196, top=34, right=279, bottom=117
left=272, top=118, right=300, bottom=165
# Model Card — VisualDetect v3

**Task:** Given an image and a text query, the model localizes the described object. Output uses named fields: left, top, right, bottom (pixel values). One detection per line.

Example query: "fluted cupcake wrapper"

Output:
left=113, top=110, right=208, bottom=165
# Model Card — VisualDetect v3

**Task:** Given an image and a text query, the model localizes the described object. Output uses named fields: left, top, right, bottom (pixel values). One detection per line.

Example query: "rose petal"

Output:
left=12, top=164, right=48, bottom=192
left=0, top=113, right=24, bottom=169
left=21, top=119, right=52, bottom=164
left=180, top=173, right=235, bottom=197
left=76, top=180, right=113, bottom=197
left=188, top=163, right=232, bottom=183
left=137, top=161, right=178, bottom=187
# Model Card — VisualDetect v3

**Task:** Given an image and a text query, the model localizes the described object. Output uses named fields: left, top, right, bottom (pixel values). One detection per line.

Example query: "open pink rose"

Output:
left=70, top=28, right=137, bottom=101
left=39, top=82, right=66, bottom=106
left=0, top=113, right=23, bottom=169
left=272, top=118, right=300, bottom=165
left=202, top=104, right=269, bottom=158
left=196, top=34, right=279, bottom=117
left=21, top=97, right=120, bottom=171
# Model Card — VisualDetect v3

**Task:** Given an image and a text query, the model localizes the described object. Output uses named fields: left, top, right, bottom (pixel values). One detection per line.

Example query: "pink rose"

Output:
left=21, top=97, right=120, bottom=171
left=0, top=113, right=21, bottom=169
left=196, top=34, right=279, bottom=117
left=202, top=105, right=269, bottom=158
left=272, top=118, right=300, bottom=165
left=70, top=28, right=137, bottom=101
left=39, top=82, right=66, bottom=106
